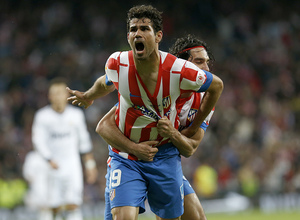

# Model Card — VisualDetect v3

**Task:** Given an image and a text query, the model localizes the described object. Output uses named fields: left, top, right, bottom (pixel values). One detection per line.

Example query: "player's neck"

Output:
left=134, top=50, right=160, bottom=77
left=51, top=104, right=66, bottom=113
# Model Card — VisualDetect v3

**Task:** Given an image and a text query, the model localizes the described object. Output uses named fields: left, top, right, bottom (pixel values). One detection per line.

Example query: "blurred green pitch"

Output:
left=85, top=210, right=300, bottom=220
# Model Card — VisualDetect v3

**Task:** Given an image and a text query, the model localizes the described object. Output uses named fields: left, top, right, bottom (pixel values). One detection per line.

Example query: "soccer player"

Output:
left=67, top=5, right=223, bottom=220
left=32, top=78, right=98, bottom=220
left=97, top=34, right=213, bottom=220
left=159, top=35, right=214, bottom=220
left=23, top=150, right=52, bottom=220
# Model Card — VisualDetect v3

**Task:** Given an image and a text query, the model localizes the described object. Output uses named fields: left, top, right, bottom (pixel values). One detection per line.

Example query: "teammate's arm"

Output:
left=185, top=74, right=223, bottom=137
left=67, top=75, right=115, bottom=109
left=157, top=116, right=205, bottom=157
left=98, top=107, right=205, bottom=158
left=96, top=106, right=159, bottom=161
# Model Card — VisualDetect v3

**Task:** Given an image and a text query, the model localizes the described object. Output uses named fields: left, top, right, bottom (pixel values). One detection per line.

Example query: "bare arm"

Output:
left=96, top=106, right=159, bottom=161
left=67, top=75, right=115, bottom=109
left=82, top=153, right=98, bottom=184
left=184, top=74, right=223, bottom=137
left=157, top=116, right=205, bottom=157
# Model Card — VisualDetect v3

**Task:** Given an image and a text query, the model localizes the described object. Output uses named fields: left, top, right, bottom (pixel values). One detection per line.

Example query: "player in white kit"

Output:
left=23, top=150, right=52, bottom=220
left=32, top=78, right=98, bottom=220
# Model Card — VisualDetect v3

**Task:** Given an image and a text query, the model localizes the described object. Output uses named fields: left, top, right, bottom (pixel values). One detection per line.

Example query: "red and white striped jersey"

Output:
left=105, top=50, right=211, bottom=146
left=177, top=92, right=215, bottom=131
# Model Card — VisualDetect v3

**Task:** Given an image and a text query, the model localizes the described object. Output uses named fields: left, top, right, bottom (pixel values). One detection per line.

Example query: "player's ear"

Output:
left=155, top=31, right=163, bottom=43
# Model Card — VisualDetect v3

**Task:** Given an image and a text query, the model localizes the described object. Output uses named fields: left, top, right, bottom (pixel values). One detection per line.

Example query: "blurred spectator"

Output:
left=0, top=178, right=27, bottom=209
left=193, top=161, right=218, bottom=199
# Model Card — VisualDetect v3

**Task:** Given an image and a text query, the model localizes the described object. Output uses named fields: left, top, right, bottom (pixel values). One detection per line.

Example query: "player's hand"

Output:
left=48, top=160, right=59, bottom=169
left=66, top=87, right=94, bottom=109
left=157, top=116, right=176, bottom=138
left=134, top=141, right=159, bottom=161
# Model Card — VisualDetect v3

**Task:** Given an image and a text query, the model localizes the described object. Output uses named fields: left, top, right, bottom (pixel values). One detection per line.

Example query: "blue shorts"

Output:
left=107, top=143, right=184, bottom=219
left=104, top=186, right=112, bottom=219
left=104, top=160, right=146, bottom=220
left=104, top=158, right=194, bottom=219
left=104, top=170, right=194, bottom=220
left=104, top=165, right=113, bottom=220
left=183, top=175, right=195, bottom=196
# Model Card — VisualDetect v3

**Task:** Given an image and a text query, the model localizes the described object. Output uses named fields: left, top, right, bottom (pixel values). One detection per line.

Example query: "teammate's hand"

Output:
left=66, top=87, right=94, bottom=109
left=134, top=141, right=159, bottom=161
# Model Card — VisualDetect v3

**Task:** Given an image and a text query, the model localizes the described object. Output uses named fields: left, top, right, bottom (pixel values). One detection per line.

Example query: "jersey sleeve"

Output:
left=199, top=107, right=215, bottom=131
left=105, top=51, right=121, bottom=88
left=76, top=109, right=93, bottom=154
left=32, top=112, right=52, bottom=160
left=197, top=70, right=213, bottom=92
left=180, top=61, right=213, bottom=93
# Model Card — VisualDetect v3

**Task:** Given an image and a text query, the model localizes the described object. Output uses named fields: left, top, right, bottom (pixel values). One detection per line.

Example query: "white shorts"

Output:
left=25, top=173, right=50, bottom=209
left=48, top=165, right=83, bottom=207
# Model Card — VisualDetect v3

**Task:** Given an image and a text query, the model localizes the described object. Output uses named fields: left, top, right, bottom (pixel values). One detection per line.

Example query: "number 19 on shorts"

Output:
left=110, top=169, right=121, bottom=188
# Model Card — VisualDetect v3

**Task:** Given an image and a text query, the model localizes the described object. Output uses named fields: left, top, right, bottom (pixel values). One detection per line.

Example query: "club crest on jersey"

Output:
left=162, top=96, right=171, bottom=109
left=188, top=109, right=198, bottom=122
left=197, top=72, right=207, bottom=85
left=110, top=189, right=115, bottom=201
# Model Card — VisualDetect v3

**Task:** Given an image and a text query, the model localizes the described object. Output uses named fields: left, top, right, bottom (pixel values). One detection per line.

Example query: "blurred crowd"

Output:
left=0, top=0, right=300, bottom=209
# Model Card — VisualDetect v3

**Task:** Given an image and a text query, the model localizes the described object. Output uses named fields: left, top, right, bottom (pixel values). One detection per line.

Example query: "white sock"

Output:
left=54, top=214, right=63, bottom=220
left=37, top=209, right=52, bottom=220
left=65, top=208, right=83, bottom=220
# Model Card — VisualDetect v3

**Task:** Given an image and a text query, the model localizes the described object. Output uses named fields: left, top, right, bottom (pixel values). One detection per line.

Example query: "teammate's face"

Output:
left=48, top=84, right=69, bottom=112
left=127, top=18, right=162, bottom=60
left=188, top=48, right=210, bottom=71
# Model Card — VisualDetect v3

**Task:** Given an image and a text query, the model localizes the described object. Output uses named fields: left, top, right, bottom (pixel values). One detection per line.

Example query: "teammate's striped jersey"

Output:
left=177, top=92, right=215, bottom=132
left=105, top=50, right=213, bottom=146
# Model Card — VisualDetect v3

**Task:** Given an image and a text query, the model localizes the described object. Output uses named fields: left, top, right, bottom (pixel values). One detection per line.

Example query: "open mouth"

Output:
left=135, top=42, right=145, bottom=52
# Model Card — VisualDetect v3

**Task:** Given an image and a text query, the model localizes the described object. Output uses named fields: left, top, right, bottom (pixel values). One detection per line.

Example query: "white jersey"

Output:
left=32, top=104, right=92, bottom=170
left=32, top=104, right=92, bottom=207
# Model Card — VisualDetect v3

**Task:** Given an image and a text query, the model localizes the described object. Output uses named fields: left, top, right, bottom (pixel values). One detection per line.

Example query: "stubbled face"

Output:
left=48, top=84, right=69, bottom=113
left=127, top=18, right=162, bottom=60
left=188, top=48, right=210, bottom=71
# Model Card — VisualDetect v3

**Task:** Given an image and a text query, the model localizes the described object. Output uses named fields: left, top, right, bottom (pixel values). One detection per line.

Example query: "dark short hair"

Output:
left=169, top=34, right=214, bottom=62
left=127, top=5, right=163, bottom=33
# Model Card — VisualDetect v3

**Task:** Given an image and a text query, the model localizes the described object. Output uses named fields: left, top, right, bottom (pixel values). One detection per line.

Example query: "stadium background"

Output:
left=0, top=0, right=300, bottom=219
